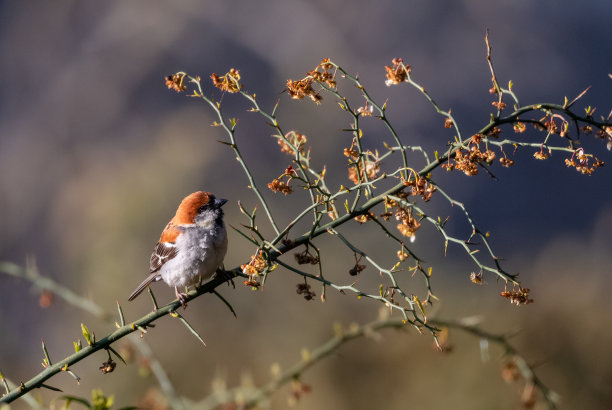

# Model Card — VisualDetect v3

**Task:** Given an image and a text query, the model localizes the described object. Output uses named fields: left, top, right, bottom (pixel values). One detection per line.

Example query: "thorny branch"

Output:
left=0, top=261, right=240, bottom=405
left=195, top=316, right=559, bottom=410
left=1, top=35, right=610, bottom=408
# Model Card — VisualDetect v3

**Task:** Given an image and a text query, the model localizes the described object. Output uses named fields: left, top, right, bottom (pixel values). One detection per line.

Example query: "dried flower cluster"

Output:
left=397, top=249, right=410, bottom=261
left=278, top=131, right=307, bottom=156
left=469, top=271, right=483, bottom=284
left=500, top=287, right=533, bottom=306
left=344, top=139, right=380, bottom=185
left=501, top=360, right=520, bottom=383
left=241, top=253, right=267, bottom=275
left=564, top=148, right=604, bottom=175
left=442, top=134, right=498, bottom=176
left=488, top=126, right=502, bottom=138
left=594, top=126, right=612, bottom=150
left=499, top=157, right=515, bottom=167
left=395, top=207, right=422, bottom=240
left=289, top=380, right=312, bottom=404
left=241, top=252, right=268, bottom=288
left=491, top=101, right=506, bottom=110
left=39, top=289, right=53, bottom=308
left=165, top=73, right=187, bottom=92
left=305, top=58, right=336, bottom=88
left=346, top=253, right=366, bottom=276
left=533, top=146, right=549, bottom=160
left=356, top=101, right=374, bottom=117
left=268, top=166, right=297, bottom=195
left=354, top=212, right=375, bottom=224
left=349, top=161, right=379, bottom=185
left=99, top=358, right=116, bottom=374
left=404, top=176, right=436, bottom=202
left=286, top=59, right=335, bottom=103
left=513, top=122, right=526, bottom=133
left=295, top=248, right=319, bottom=265
left=385, top=57, right=411, bottom=86
left=349, top=261, right=366, bottom=276
left=211, top=68, right=242, bottom=93
left=501, top=359, right=538, bottom=409
left=268, top=178, right=292, bottom=195
left=296, top=283, right=316, bottom=300
left=536, top=115, right=568, bottom=137
left=286, top=77, right=320, bottom=103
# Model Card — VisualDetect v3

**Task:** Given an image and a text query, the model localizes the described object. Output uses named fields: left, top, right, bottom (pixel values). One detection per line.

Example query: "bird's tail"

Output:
left=128, top=272, right=161, bottom=301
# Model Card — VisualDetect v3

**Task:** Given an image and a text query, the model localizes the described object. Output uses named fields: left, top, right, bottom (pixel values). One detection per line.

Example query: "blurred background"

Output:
left=1, top=1, right=611, bottom=409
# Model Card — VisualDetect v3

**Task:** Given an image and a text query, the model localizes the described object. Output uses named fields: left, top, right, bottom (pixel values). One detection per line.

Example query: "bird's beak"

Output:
left=215, top=198, right=228, bottom=207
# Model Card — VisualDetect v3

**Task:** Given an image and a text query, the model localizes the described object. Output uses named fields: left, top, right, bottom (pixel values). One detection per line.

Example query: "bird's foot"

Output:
left=175, top=286, right=188, bottom=309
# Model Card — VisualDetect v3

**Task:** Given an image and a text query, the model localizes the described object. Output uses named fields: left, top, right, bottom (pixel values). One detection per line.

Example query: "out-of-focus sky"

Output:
left=0, top=1, right=611, bottom=409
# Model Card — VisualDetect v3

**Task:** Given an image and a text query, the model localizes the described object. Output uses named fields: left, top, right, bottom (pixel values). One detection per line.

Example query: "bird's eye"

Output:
left=198, top=204, right=209, bottom=213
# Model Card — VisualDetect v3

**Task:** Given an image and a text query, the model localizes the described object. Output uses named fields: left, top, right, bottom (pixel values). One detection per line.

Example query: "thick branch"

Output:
left=0, top=271, right=241, bottom=404
left=225, top=316, right=558, bottom=409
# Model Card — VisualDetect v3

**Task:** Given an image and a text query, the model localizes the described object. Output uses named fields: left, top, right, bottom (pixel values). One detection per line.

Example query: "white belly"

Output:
left=159, top=224, right=228, bottom=288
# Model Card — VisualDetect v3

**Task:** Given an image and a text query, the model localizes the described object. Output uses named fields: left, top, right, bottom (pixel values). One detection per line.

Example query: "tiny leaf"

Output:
left=0, top=370, right=10, bottom=394
left=413, top=295, right=427, bottom=322
left=81, top=323, right=92, bottom=346
left=41, top=339, right=52, bottom=367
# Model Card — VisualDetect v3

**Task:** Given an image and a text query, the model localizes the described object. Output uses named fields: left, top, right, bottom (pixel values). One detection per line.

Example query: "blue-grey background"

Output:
left=1, top=1, right=611, bottom=409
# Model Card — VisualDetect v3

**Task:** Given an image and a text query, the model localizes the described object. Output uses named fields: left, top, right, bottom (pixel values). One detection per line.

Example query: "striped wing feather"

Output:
left=150, top=241, right=178, bottom=273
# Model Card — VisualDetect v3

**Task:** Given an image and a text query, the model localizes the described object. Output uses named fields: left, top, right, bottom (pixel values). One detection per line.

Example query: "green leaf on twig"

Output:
left=57, top=395, right=90, bottom=408
left=41, top=339, right=52, bottom=368
left=81, top=323, right=94, bottom=346
left=0, top=369, right=10, bottom=394
left=412, top=295, right=427, bottom=323
left=92, top=389, right=114, bottom=410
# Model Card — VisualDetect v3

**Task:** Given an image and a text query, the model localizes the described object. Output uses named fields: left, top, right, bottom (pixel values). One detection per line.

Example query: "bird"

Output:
left=128, top=191, right=228, bottom=307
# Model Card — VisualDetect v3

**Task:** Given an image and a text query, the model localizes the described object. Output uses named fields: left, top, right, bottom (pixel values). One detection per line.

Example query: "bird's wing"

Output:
left=149, top=241, right=178, bottom=273
left=128, top=222, right=181, bottom=302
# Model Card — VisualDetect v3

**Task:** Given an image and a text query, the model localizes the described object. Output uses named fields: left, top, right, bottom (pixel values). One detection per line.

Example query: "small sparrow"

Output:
left=128, top=191, right=228, bottom=306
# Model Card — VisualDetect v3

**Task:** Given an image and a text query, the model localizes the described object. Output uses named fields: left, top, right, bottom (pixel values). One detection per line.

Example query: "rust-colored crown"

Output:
left=159, top=191, right=214, bottom=243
